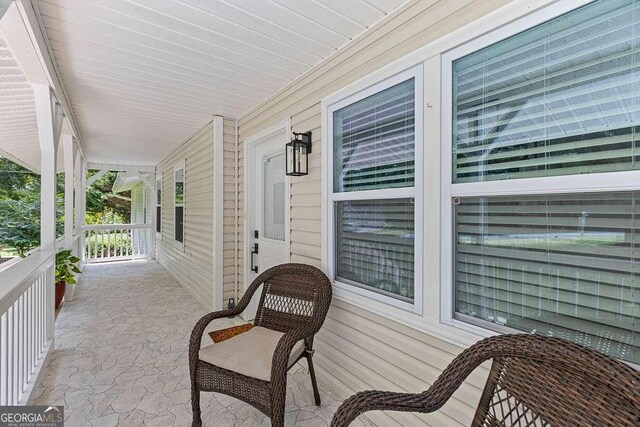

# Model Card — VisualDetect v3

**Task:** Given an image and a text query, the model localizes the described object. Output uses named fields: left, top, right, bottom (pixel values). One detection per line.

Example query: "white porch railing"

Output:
left=83, top=224, right=153, bottom=263
left=0, top=251, right=54, bottom=405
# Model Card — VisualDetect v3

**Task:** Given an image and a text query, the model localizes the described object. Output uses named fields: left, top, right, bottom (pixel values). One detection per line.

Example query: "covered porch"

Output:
left=33, top=260, right=355, bottom=426
left=0, top=0, right=639, bottom=426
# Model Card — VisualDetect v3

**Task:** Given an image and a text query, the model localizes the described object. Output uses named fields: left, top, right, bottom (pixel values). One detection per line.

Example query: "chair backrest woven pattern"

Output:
left=470, top=335, right=640, bottom=427
left=253, top=264, right=331, bottom=334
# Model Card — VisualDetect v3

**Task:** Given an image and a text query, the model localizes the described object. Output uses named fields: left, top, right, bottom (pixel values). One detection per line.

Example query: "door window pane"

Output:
left=336, top=198, right=415, bottom=302
left=263, top=153, right=285, bottom=241
left=333, top=79, right=415, bottom=192
left=453, top=0, right=640, bottom=183
left=454, top=192, right=639, bottom=364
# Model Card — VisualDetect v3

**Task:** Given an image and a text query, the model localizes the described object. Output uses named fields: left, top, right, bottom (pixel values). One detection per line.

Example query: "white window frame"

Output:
left=174, top=161, right=185, bottom=248
left=322, top=64, right=425, bottom=317
left=439, top=0, right=640, bottom=341
left=318, top=0, right=635, bottom=350
left=156, top=173, right=162, bottom=237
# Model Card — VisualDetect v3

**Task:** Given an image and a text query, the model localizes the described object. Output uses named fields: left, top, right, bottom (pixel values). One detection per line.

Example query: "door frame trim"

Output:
left=243, top=118, right=292, bottom=299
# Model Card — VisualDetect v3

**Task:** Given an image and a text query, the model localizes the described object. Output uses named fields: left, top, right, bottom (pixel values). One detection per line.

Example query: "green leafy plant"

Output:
left=55, top=250, right=81, bottom=285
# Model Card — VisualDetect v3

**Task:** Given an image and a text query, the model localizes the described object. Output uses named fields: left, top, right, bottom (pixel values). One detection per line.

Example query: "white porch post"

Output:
left=34, top=83, right=63, bottom=342
left=63, top=134, right=74, bottom=249
left=80, top=158, right=87, bottom=265
left=73, top=150, right=82, bottom=232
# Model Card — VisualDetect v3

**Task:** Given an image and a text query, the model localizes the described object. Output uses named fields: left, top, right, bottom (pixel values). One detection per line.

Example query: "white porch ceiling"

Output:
left=37, top=0, right=408, bottom=165
left=0, top=31, right=40, bottom=171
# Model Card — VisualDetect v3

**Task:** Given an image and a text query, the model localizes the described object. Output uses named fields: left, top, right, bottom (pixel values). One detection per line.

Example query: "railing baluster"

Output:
left=80, top=224, right=152, bottom=262
left=1, top=312, right=7, bottom=405
left=18, top=296, right=23, bottom=397
left=13, top=303, right=18, bottom=404
left=37, top=279, right=41, bottom=358
left=7, top=307, right=13, bottom=405
left=27, top=286, right=32, bottom=378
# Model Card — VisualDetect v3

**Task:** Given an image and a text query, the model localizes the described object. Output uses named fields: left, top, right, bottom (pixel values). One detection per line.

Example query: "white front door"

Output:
left=244, top=126, right=290, bottom=320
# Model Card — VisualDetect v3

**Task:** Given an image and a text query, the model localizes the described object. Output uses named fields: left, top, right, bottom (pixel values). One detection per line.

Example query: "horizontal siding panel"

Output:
left=156, top=121, right=215, bottom=310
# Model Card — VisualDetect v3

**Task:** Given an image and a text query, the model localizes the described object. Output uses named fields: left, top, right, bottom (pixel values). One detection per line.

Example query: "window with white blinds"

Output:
left=333, top=79, right=415, bottom=192
left=454, top=193, right=639, bottom=364
left=452, top=0, right=640, bottom=183
left=336, top=199, right=415, bottom=302
left=329, top=70, right=420, bottom=307
left=449, top=0, right=640, bottom=365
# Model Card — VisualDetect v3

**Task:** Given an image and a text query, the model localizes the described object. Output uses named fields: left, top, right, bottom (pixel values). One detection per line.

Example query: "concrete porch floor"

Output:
left=33, top=260, right=364, bottom=426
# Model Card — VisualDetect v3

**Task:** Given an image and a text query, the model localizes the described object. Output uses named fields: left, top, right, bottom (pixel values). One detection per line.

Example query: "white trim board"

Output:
left=212, top=115, right=224, bottom=310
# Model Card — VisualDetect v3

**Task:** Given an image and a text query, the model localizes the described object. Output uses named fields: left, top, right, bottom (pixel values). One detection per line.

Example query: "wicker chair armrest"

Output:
left=188, top=270, right=282, bottom=378
left=331, top=390, right=436, bottom=427
left=269, top=326, right=314, bottom=388
left=188, top=308, right=242, bottom=375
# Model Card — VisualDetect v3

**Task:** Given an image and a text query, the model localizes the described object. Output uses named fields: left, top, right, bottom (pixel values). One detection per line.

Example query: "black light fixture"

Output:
left=285, top=131, right=312, bottom=176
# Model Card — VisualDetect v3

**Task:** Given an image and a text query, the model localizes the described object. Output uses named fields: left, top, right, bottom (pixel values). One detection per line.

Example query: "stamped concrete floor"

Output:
left=33, top=260, right=364, bottom=427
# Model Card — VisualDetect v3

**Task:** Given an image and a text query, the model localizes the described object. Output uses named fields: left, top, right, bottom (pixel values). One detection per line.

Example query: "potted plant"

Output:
left=55, top=250, right=81, bottom=309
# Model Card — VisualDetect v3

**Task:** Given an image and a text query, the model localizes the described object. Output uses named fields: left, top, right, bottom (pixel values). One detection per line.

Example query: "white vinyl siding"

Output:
left=236, top=1, right=513, bottom=425
left=156, top=122, right=217, bottom=310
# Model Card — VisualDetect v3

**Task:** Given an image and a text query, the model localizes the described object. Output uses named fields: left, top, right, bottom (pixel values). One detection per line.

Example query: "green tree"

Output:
left=0, top=190, right=41, bottom=256
left=0, top=158, right=41, bottom=256
left=0, top=157, right=37, bottom=198
left=0, top=157, right=66, bottom=256
left=85, top=170, right=130, bottom=222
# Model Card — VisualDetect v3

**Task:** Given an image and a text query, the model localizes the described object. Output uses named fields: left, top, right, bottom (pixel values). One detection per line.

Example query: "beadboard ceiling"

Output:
left=36, top=0, right=408, bottom=165
left=0, top=30, right=40, bottom=171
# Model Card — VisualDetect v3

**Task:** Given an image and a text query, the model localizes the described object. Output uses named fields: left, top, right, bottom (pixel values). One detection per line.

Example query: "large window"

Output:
left=326, top=66, right=422, bottom=311
left=448, top=0, right=639, bottom=364
left=174, top=164, right=184, bottom=244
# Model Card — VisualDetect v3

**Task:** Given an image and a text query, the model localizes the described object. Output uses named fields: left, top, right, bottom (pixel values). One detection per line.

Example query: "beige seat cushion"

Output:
left=199, top=326, right=305, bottom=382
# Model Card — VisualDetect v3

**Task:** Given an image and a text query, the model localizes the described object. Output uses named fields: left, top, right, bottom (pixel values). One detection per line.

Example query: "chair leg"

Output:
left=191, top=388, right=202, bottom=427
left=306, top=351, right=321, bottom=406
left=271, top=395, right=286, bottom=427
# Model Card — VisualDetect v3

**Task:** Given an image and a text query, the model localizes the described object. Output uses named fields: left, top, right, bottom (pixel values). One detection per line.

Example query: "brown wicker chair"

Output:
left=189, top=263, right=332, bottom=427
left=331, top=334, right=640, bottom=427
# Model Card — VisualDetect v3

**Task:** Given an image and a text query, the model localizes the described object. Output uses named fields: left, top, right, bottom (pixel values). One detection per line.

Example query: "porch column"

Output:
left=79, top=157, right=87, bottom=264
left=73, top=149, right=82, bottom=234
left=62, top=134, right=75, bottom=249
left=34, top=83, right=63, bottom=341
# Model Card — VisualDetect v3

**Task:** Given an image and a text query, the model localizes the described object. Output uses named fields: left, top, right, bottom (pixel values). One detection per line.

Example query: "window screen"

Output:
left=454, top=193, right=639, bottom=364
left=333, top=79, right=415, bottom=192
left=336, top=199, right=415, bottom=302
left=452, top=0, right=640, bottom=183
left=331, top=76, right=417, bottom=304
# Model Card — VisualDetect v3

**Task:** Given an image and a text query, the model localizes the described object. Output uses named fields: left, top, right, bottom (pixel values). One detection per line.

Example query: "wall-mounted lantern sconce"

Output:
left=286, top=131, right=312, bottom=176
